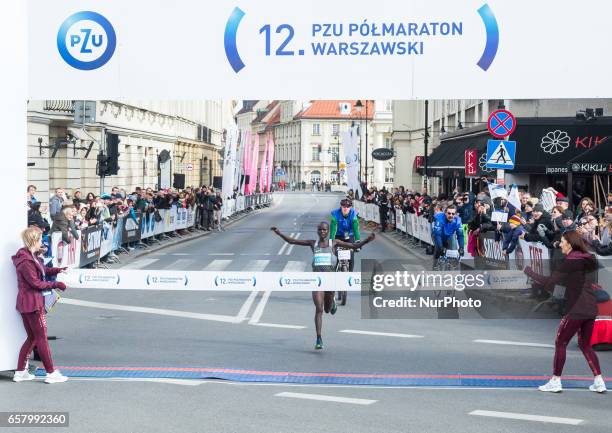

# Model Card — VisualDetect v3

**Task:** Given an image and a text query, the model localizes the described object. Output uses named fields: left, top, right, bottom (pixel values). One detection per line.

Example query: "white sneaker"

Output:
left=538, top=377, right=562, bottom=393
left=13, top=369, right=35, bottom=382
left=589, top=376, right=607, bottom=393
left=44, top=370, right=68, bottom=384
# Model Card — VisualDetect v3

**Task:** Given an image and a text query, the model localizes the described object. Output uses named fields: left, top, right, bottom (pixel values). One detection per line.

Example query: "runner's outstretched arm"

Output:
left=270, top=227, right=314, bottom=247
left=334, top=233, right=375, bottom=250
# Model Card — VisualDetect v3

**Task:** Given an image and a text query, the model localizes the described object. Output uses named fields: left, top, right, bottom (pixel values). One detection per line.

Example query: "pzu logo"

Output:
left=57, top=11, right=116, bottom=70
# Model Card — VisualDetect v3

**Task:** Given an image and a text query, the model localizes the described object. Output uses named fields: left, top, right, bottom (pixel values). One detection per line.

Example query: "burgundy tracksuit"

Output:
left=528, top=250, right=602, bottom=376
left=12, top=247, right=64, bottom=372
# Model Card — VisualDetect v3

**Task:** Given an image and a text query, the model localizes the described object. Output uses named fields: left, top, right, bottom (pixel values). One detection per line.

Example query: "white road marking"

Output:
left=249, top=291, right=271, bottom=324
left=70, top=378, right=206, bottom=386
left=473, top=339, right=555, bottom=349
left=283, top=261, right=307, bottom=271
left=285, top=233, right=301, bottom=255
left=121, top=258, right=161, bottom=269
left=275, top=392, right=377, bottom=405
left=245, top=260, right=271, bottom=272
left=208, top=253, right=234, bottom=256
left=277, top=233, right=295, bottom=255
left=469, top=410, right=583, bottom=425
left=60, top=298, right=239, bottom=323
left=339, top=330, right=424, bottom=338
left=236, top=291, right=260, bottom=323
left=171, top=253, right=192, bottom=256
left=171, top=259, right=196, bottom=270
left=194, top=380, right=587, bottom=392
left=251, top=322, right=306, bottom=329
left=202, top=260, right=232, bottom=271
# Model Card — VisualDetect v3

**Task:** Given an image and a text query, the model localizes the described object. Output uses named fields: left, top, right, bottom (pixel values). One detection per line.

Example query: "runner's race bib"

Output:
left=337, top=249, right=352, bottom=261
left=313, top=252, right=332, bottom=267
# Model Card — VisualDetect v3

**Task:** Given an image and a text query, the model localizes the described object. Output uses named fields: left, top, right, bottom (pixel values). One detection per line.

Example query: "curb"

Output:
left=102, top=205, right=270, bottom=268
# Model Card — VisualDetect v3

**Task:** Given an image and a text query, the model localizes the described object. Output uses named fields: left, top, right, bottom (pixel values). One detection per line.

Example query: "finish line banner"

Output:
left=59, top=270, right=365, bottom=292
left=29, top=0, right=612, bottom=98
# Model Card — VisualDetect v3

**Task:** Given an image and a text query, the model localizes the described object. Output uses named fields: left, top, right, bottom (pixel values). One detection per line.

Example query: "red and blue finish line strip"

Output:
left=35, top=366, right=610, bottom=388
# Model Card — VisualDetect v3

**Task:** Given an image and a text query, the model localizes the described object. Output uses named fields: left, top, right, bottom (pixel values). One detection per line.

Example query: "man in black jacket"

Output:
left=377, top=190, right=389, bottom=232
left=523, top=203, right=554, bottom=246
left=205, top=189, right=216, bottom=230
left=469, top=200, right=494, bottom=233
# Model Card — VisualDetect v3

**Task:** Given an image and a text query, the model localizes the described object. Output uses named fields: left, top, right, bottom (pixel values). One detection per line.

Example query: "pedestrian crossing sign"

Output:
left=486, top=140, right=516, bottom=170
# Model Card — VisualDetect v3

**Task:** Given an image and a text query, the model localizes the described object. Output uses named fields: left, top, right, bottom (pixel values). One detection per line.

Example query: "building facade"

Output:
left=274, top=100, right=374, bottom=187
left=392, top=99, right=612, bottom=198
left=27, top=100, right=227, bottom=205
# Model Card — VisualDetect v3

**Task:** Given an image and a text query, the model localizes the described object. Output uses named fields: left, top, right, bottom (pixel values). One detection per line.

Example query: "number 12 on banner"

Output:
left=260, top=24, right=300, bottom=56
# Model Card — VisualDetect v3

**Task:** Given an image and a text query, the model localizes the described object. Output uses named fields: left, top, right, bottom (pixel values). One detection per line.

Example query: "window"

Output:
left=332, top=123, right=340, bottom=136
left=465, top=106, right=476, bottom=125
left=311, top=144, right=321, bottom=161
left=385, top=167, right=394, bottom=183
left=384, top=137, right=392, bottom=149
left=312, top=123, right=321, bottom=136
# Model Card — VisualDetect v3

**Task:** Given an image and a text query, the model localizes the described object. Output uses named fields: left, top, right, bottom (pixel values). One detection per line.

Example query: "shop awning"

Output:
left=568, top=137, right=612, bottom=174
left=425, top=117, right=612, bottom=176
left=509, top=117, right=612, bottom=174
left=426, top=131, right=489, bottom=177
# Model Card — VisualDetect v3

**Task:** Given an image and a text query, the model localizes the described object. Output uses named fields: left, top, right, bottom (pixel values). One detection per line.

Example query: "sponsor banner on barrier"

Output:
left=141, top=212, right=156, bottom=239
left=50, top=197, right=271, bottom=270
left=80, top=225, right=103, bottom=267
left=112, top=217, right=125, bottom=251
left=154, top=210, right=166, bottom=235
left=122, top=215, right=142, bottom=244
left=100, top=222, right=114, bottom=257
left=395, top=210, right=405, bottom=233
left=51, top=232, right=80, bottom=268
left=186, top=208, right=194, bottom=227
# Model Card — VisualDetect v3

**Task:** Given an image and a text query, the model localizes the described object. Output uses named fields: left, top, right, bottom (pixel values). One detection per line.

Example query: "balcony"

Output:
left=44, top=100, right=75, bottom=113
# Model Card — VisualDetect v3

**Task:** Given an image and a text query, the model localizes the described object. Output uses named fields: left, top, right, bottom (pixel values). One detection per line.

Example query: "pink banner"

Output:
left=259, top=133, right=268, bottom=193
left=241, top=131, right=252, bottom=194
left=266, top=134, right=275, bottom=192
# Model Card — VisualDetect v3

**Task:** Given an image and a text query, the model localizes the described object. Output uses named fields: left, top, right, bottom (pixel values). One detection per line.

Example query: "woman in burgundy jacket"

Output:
left=525, top=230, right=607, bottom=393
left=12, top=227, right=68, bottom=384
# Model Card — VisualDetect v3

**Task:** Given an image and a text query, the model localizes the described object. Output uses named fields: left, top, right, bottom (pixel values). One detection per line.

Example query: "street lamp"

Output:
left=355, top=100, right=368, bottom=187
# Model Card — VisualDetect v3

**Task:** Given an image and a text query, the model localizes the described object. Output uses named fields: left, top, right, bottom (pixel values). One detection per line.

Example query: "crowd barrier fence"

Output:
left=51, top=194, right=273, bottom=269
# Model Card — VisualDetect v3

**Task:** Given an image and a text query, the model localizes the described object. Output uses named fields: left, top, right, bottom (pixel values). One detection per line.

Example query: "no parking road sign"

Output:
left=488, top=109, right=516, bottom=138
left=486, top=140, right=516, bottom=170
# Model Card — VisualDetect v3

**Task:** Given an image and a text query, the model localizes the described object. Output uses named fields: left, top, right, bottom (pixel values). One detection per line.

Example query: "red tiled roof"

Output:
left=267, top=107, right=281, bottom=125
left=295, top=100, right=374, bottom=120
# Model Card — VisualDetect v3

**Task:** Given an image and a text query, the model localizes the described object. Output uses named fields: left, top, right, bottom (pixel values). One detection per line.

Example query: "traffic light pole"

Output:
left=99, top=128, right=106, bottom=194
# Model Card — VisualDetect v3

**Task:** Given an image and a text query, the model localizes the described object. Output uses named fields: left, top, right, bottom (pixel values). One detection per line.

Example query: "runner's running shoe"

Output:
left=315, top=337, right=323, bottom=350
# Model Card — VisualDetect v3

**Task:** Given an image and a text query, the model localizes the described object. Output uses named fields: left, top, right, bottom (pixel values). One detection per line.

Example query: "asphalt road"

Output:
left=1, top=191, right=611, bottom=433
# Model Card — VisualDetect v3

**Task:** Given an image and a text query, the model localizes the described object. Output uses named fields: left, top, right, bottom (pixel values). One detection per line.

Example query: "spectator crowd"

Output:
left=26, top=184, right=228, bottom=261
left=352, top=181, right=612, bottom=257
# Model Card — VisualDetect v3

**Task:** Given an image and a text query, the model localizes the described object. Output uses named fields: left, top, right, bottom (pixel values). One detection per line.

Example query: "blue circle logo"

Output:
left=57, top=11, right=116, bottom=70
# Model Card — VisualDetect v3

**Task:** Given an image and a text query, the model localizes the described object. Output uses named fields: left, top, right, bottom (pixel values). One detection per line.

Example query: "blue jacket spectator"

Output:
left=432, top=207, right=464, bottom=249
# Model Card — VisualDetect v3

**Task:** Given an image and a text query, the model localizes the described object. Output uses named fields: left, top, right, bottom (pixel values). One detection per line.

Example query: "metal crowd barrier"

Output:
left=51, top=194, right=273, bottom=269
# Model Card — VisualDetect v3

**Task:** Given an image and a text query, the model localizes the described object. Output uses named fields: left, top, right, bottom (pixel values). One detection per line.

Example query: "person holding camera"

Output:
left=523, top=203, right=554, bottom=246
left=12, top=227, right=68, bottom=384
